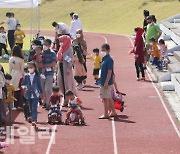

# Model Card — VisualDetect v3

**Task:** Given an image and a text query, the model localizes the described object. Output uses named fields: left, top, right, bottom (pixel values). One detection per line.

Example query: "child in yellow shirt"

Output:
left=4, top=74, right=15, bottom=123
left=91, top=48, right=102, bottom=84
left=149, top=37, right=162, bottom=70
left=14, top=24, right=25, bottom=49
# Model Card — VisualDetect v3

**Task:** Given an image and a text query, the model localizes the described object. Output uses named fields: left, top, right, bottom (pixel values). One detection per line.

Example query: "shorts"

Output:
left=100, top=86, right=112, bottom=99
left=5, top=102, right=13, bottom=109
left=93, top=69, right=100, bottom=75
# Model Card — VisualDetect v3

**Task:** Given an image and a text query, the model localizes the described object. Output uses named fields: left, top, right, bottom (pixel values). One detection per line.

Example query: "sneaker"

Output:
left=32, top=121, right=36, bottom=127
left=27, top=117, right=32, bottom=123
left=40, top=74, right=46, bottom=79
left=42, top=104, right=46, bottom=109
left=141, top=77, right=145, bottom=81
left=137, top=78, right=140, bottom=81
left=77, top=84, right=84, bottom=90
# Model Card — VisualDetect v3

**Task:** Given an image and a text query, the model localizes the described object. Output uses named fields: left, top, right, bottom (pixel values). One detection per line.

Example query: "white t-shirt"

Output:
left=55, top=23, right=70, bottom=35
left=0, top=32, right=7, bottom=44
left=70, top=19, right=83, bottom=39
left=4, top=18, right=17, bottom=30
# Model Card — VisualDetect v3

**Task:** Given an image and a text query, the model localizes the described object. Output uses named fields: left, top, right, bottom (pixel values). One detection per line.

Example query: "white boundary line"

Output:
left=92, top=33, right=118, bottom=154
left=46, top=125, right=57, bottom=154
left=128, top=36, right=180, bottom=138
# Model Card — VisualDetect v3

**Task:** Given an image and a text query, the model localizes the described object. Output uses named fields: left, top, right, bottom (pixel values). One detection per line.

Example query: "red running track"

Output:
left=1, top=32, right=180, bottom=154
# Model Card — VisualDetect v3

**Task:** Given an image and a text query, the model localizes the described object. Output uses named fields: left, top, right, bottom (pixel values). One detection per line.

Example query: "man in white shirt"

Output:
left=70, top=14, right=83, bottom=39
left=52, top=22, right=70, bottom=51
left=0, top=12, right=17, bottom=50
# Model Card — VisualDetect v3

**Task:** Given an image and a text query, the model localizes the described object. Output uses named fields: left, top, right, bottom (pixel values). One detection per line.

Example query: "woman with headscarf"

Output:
left=73, top=29, right=87, bottom=73
left=57, top=35, right=77, bottom=106
left=129, top=27, right=145, bottom=81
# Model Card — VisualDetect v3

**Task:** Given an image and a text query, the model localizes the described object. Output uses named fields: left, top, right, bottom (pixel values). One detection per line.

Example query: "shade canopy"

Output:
left=0, top=0, right=41, bottom=8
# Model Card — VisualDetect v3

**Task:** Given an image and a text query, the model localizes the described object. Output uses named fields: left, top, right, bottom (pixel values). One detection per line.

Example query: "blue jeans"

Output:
left=28, top=98, right=39, bottom=122
left=48, top=108, right=61, bottom=116
left=153, top=57, right=162, bottom=70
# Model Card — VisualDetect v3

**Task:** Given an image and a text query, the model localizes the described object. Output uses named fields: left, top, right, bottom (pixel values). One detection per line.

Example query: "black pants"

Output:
left=23, top=96, right=30, bottom=119
left=14, top=90, right=23, bottom=108
left=0, top=43, right=8, bottom=56
left=83, top=55, right=87, bottom=72
left=74, top=76, right=87, bottom=84
left=16, top=43, right=23, bottom=49
left=135, top=62, right=145, bottom=78
left=8, top=30, right=15, bottom=50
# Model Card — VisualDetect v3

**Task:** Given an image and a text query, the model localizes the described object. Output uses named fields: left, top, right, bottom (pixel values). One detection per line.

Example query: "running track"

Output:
left=1, top=32, right=180, bottom=154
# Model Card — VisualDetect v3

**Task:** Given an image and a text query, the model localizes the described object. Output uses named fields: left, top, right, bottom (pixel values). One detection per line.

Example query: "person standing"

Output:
left=0, top=26, right=9, bottom=58
left=57, top=35, right=77, bottom=106
left=145, top=15, right=162, bottom=68
left=143, top=10, right=150, bottom=32
left=129, top=27, right=145, bottom=81
left=70, top=14, right=83, bottom=39
left=0, top=12, right=17, bottom=50
left=22, top=61, right=43, bottom=127
left=9, top=45, right=24, bottom=109
left=73, top=29, right=88, bottom=72
left=98, top=44, right=117, bottom=119
left=37, top=39, right=57, bottom=110
left=14, top=24, right=25, bottom=49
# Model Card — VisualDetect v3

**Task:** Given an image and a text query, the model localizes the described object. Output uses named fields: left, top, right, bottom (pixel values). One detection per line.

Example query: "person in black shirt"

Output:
left=143, top=10, right=150, bottom=32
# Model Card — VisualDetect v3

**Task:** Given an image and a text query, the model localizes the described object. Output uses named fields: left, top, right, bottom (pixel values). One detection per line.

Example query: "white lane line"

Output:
left=46, top=125, right=57, bottom=154
left=91, top=33, right=118, bottom=154
left=112, top=118, right=118, bottom=154
left=128, top=36, right=180, bottom=138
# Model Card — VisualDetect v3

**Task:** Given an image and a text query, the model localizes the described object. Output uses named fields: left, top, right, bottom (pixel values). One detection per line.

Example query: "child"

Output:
left=91, top=48, right=102, bottom=84
left=65, top=90, right=85, bottom=124
left=48, top=86, right=63, bottom=123
left=14, top=24, right=25, bottom=49
left=33, top=45, right=46, bottom=79
left=73, top=45, right=87, bottom=90
left=22, top=61, right=43, bottom=127
left=0, top=26, right=9, bottom=58
left=159, top=39, right=170, bottom=64
left=18, top=66, right=30, bottom=121
left=4, top=74, right=15, bottom=123
left=149, top=37, right=162, bottom=71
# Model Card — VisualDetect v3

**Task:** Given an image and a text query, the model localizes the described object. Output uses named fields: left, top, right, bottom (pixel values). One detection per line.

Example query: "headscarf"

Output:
left=73, top=29, right=87, bottom=54
left=134, top=27, right=143, bottom=46
left=57, top=35, right=71, bottom=61
left=129, top=27, right=143, bottom=54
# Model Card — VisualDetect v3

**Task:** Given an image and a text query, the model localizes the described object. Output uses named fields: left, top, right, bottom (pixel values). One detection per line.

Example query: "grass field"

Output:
left=0, top=0, right=179, bottom=34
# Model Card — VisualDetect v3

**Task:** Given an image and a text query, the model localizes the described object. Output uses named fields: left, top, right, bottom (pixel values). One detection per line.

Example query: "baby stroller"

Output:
left=113, top=92, right=126, bottom=112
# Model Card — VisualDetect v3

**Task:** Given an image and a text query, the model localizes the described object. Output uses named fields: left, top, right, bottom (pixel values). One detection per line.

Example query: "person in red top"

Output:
left=48, top=86, right=63, bottom=123
left=129, top=27, right=145, bottom=81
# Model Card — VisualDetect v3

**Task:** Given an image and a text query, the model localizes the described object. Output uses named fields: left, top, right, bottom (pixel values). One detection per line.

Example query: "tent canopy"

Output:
left=0, top=0, right=41, bottom=8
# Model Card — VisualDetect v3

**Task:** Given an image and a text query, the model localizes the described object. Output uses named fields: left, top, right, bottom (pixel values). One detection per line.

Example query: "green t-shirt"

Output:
left=146, top=23, right=161, bottom=45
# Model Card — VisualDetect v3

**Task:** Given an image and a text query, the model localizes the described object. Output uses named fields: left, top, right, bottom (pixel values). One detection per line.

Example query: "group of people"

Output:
left=0, top=10, right=119, bottom=130
left=130, top=10, right=170, bottom=80
left=0, top=12, right=25, bottom=59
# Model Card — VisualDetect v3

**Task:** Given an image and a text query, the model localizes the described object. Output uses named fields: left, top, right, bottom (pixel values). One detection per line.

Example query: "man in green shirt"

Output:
left=146, top=16, right=162, bottom=45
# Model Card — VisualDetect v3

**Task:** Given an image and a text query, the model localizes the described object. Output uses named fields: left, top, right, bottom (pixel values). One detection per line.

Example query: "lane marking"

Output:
left=46, top=125, right=57, bottom=154
left=112, top=118, right=118, bottom=154
left=92, top=33, right=118, bottom=154
left=128, top=37, right=180, bottom=138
